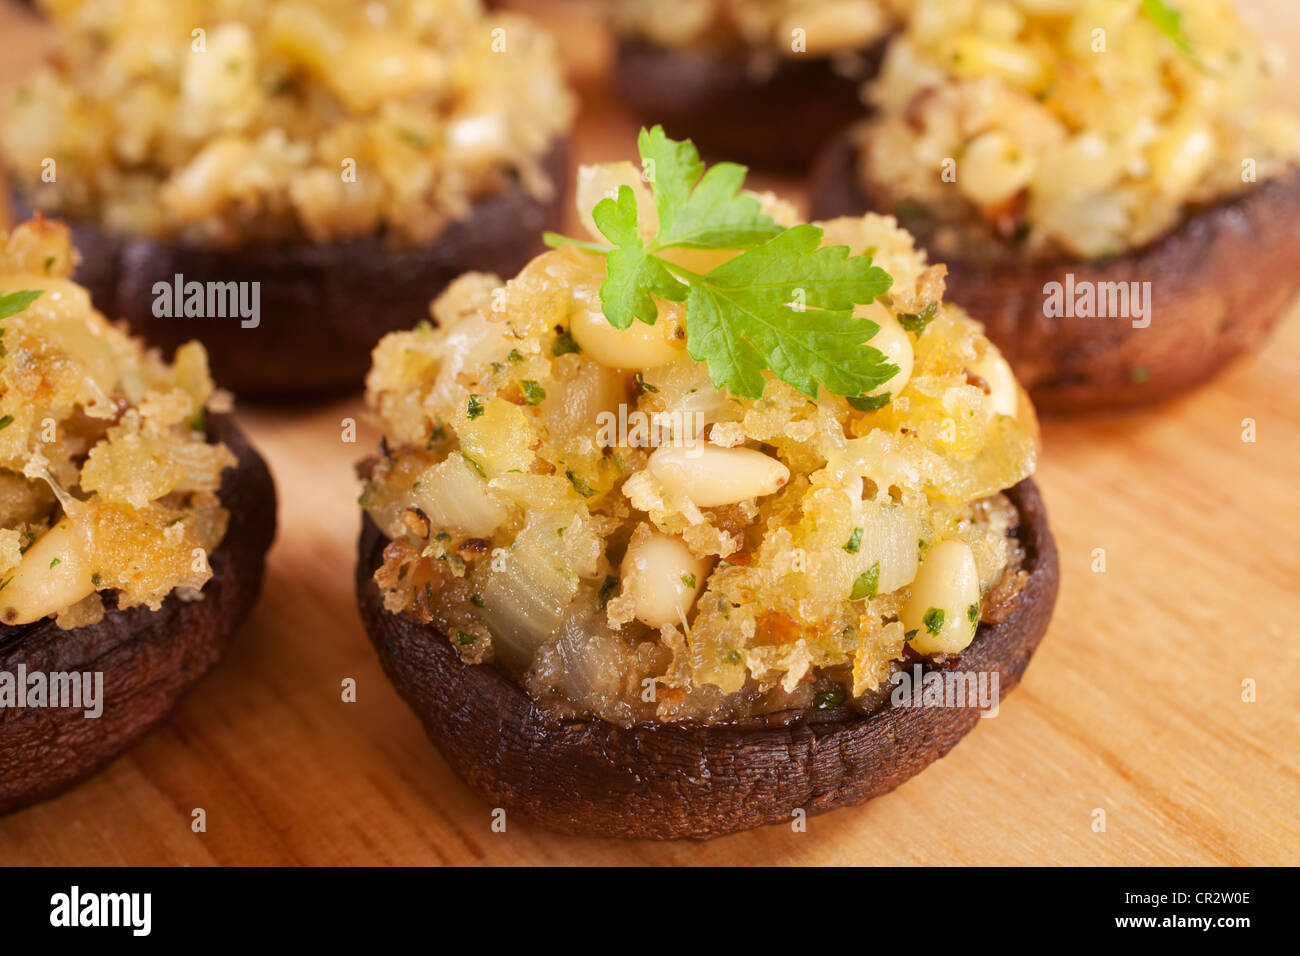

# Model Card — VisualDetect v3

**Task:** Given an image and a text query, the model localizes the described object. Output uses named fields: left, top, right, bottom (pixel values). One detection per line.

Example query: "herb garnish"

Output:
left=551, top=330, right=580, bottom=356
left=1140, top=0, right=1195, bottom=57
left=844, top=528, right=863, bottom=553
left=897, top=301, right=938, bottom=338
left=566, top=469, right=597, bottom=498
left=545, top=127, right=897, bottom=401
left=847, top=392, right=891, bottom=412
left=0, top=289, right=43, bottom=321
left=466, top=395, right=486, bottom=420
left=850, top=562, right=880, bottom=601
left=520, top=380, right=546, bottom=405
left=923, top=607, right=945, bottom=636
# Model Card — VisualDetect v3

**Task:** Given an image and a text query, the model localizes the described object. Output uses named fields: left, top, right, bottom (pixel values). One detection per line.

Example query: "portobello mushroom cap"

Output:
left=614, top=39, right=886, bottom=170
left=0, top=413, right=277, bottom=815
left=356, top=479, right=1057, bottom=841
left=9, top=142, right=567, bottom=399
left=808, top=131, right=1300, bottom=412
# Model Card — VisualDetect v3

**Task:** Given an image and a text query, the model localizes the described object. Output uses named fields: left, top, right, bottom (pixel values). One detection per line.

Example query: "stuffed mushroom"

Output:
left=809, top=0, right=1300, bottom=411
left=0, top=216, right=276, bottom=815
left=2, top=0, right=575, bottom=396
left=356, top=133, right=1058, bottom=840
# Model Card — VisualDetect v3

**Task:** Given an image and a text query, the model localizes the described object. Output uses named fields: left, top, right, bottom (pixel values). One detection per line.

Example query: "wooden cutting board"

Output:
left=1, top=0, right=1296, bottom=866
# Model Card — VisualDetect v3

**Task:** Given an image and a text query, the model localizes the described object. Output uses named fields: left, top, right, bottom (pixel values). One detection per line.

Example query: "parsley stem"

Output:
left=542, top=232, right=612, bottom=255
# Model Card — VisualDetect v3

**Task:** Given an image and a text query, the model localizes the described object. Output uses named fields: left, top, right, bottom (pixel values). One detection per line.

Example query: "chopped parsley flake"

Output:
left=566, top=469, right=597, bottom=498
left=850, top=562, right=880, bottom=601
left=551, top=330, right=580, bottom=356
left=897, top=302, right=938, bottom=338
left=923, top=606, right=945, bottom=635
left=521, top=380, right=546, bottom=405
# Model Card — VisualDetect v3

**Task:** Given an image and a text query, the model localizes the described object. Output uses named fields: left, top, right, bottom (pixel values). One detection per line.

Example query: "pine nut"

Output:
left=0, top=518, right=97, bottom=626
left=647, top=444, right=789, bottom=508
left=959, top=130, right=1038, bottom=207
left=902, top=538, right=981, bottom=655
left=968, top=345, right=1019, bottom=417
left=621, top=531, right=708, bottom=629
left=1147, top=120, right=1216, bottom=196
left=939, top=34, right=1051, bottom=91
left=161, top=137, right=253, bottom=221
left=859, top=302, right=913, bottom=397
left=568, top=304, right=684, bottom=370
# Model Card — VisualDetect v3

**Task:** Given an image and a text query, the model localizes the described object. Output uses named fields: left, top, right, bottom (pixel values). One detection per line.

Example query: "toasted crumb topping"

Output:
left=0, top=218, right=233, bottom=628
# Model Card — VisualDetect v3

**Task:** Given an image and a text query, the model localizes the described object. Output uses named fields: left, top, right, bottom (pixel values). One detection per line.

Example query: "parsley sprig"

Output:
left=545, top=127, right=897, bottom=401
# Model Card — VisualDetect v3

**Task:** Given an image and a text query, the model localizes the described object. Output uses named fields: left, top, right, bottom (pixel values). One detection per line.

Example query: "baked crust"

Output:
left=808, top=131, right=1300, bottom=412
left=0, top=413, right=277, bottom=815
left=356, top=479, right=1057, bottom=841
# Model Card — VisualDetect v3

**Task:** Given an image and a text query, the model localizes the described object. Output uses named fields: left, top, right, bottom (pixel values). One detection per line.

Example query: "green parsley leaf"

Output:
left=0, top=415, right=12, bottom=431
left=682, top=225, right=896, bottom=399
left=594, top=184, right=686, bottom=329
left=0, top=289, right=43, bottom=321
left=456, top=631, right=477, bottom=646
left=545, top=128, right=896, bottom=401
left=844, top=528, right=863, bottom=554
left=967, top=603, right=980, bottom=627
left=638, top=126, right=783, bottom=250
left=681, top=573, right=696, bottom=590
left=466, top=395, right=486, bottom=420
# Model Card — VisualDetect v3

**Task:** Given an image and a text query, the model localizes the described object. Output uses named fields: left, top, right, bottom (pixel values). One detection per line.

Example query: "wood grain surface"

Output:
left=0, top=0, right=1296, bottom=865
